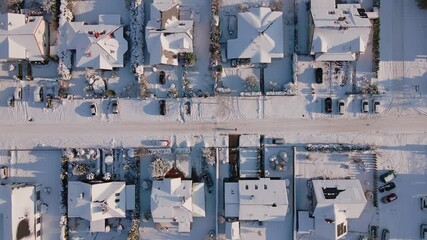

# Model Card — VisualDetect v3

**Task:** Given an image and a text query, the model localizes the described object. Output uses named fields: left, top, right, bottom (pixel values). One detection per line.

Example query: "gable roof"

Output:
left=0, top=13, right=47, bottom=61
left=151, top=178, right=194, bottom=232
left=62, top=15, right=128, bottom=70
left=68, top=181, right=131, bottom=228
left=227, top=7, right=284, bottom=63
left=146, top=2, right=193, bottom=66
left=310, top=2, right=372, bottom=61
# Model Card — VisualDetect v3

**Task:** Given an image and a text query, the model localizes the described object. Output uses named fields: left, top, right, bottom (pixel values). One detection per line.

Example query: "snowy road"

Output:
left=1, top=116, right=426, bottom=149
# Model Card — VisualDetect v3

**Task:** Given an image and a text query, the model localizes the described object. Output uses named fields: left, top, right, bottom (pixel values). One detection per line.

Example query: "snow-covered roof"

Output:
left=226, top=221, right=240, bottom=240
left=0, top=13, right=48, bottom=61
left=227, top=7, right=284, bottom=63
left=146, top=1, right=193, bottom=66
left=224, top=178, right=288, bottom=221
left=191, top=182, right=206, bottom=217
left=62, top=15, right=128, bottom=70
left=310, top=1, right=372, bottom=61
left=0, top=184, right=37, bottom=240
left=314, top=205, right=348, bottom=240
left=152, top=178, right=205, bottom=232
left=312, top=179, right=367, bottom=240
left=68, top=181, right=133, bottom=232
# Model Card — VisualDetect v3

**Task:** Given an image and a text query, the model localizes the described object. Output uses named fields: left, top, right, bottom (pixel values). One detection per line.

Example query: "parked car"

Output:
left=381, top=193, right=398, bottom=204
left=8, top=96, right=15, bottom=107
left=45, top=94, right=53, bottom=109
left=90, top=103, right=97, bottom=116
left=373, top=100, right=381, bottom=114
left=362, top=99, right=369, bottom=113
left=370, top=226, right=379, bottom=239
left=325, top=97, right=332, bottom=113
left=159, top=100, right=166, bottom=115
left=0, top=166, right=8, bottom=179
left=34, top=86, right=43, bottom=102
left=338, top=100, right=345, bottom=115
left=111, top=99, right=119, bottom=114
left=185, top=101, right=191, bottom=115
left=202, top=173, right=214, bottom=193
left=159, top=71, right=166, bottom=85
left=381, top=229, right=390, bottom=240
left=421, top=224, right=427, bottom=239
left=14, top=86, right=22, bottom=100
left=380, top=170, right=396, bottom=183
left=315, top=68, right=323, bottom=84
left=421, top=196, right=427, bottom=210
left=379, top=182, right=396, bottom=193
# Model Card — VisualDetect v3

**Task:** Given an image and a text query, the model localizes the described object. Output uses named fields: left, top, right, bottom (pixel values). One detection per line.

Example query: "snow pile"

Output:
left=57, top=0, right=74, bottom=82
left=129, top=0, right=145, bottom=74
left=59, top=0, right=73, bottom=25
left=306, top=144, right=376, bottom=152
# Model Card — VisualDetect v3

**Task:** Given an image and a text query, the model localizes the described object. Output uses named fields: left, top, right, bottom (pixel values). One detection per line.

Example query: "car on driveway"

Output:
left=379, top=182, right=396, bottom=193
left=362, top=99, right=369, bottom=113
left=159, top=71, right=166, bottom=85
left=381, top=229, right=390, bottom=240
left=111, top=99, right=119, bottom=114
left=382, top=193, right=397, bottom=204
left=202, top=172, right=214, bottom=193
left=0, top=166, right=8, bottom=179
left=338, top=100, right=345, bottom=115
left=373, top=100, right=381, bottom=114
left=380, top=170, right=396, bottom=183
left=90, top=103, right=97, bottom=116
left=315, top=68, right=323, bottom=84
left=159, top=100, right=166, bottom=115
left=325, top=97, right=332, bottom=113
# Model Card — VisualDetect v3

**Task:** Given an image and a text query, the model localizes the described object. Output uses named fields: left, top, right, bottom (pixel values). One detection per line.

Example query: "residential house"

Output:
left=63, top=15, right=128, bottom=70
left=0, top=13, right=48, bottom=61
left=227, top=7, right=284, bottom=63
left=146, top=0, right=194, bottom=66
left=311, top=179, right=367, bottom=240
left=0, top=183, right=42, bottom=240
left=68, top=181, right=135, bottom=232
left=151, top=178, right=205, bottom=233
left=309, top=0, right=372, bottom=61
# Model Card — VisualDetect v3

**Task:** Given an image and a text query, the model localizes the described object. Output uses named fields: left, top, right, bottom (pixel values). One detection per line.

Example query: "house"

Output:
left=309, top=0, right=372, bottom=61
left=0, top=13, right=48, bottom=62
left=146, top=0, right=194, bottom=66
left=311, top=179, right=367, bottom=240
left=68, top=181, right=135, bottom=232
left=224, top=178, right=288, bottom=221
left=63, top=15, right=128, bottom=70
left=227, top=7, right=284, bottom=63
left=151, top=178, right=205, bottom=232
left=0, top=183, right=42, bottom=240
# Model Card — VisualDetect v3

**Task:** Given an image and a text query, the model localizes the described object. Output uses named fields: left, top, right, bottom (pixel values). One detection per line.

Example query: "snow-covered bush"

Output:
left=306, top=144, right=376, bottom=152
left=244, top=75, right=260, bottom=92
left=72, top=164, right=89, bottom=176
left=150, top=157, right=169, bottom=178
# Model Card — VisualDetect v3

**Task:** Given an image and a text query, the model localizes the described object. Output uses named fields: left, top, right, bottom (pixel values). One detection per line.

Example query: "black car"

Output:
left=202, top=173, right=214, bottom=193
left=159, top=71, right=166, bottom=85
left=46, top=94, right=53, bottom=109
left=315, top=68, right=323, bottom=84
left=159, top=100, right=166, bottom=115
left=111, top=99, right=119, bottom=114
left=382, top=193, right=398, bottom=204
left=379, top=182, right=396, bottom=193
left=370, top=226, right=379, bottom=239
left=185, top=101, right=191, bottom=115
left=325, top=97, right=332, bottom=113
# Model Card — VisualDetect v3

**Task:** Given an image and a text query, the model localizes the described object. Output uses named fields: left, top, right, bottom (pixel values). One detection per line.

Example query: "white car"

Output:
left=338, top=100, right=345, bottom=115
left=362, top=99, right=369, bottom=113
left=14, top=86, right=22, bottom=100
left=90, top=103, right=97, bottom=116
left=0, top=166, right=8, bottom=179
left=34, top=86, right=43, bottom=102
left=373, top=100, right=381, bottom=114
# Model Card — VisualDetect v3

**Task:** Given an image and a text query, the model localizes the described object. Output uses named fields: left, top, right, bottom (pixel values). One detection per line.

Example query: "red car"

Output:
left=382, top=193, right=397, bottom=204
